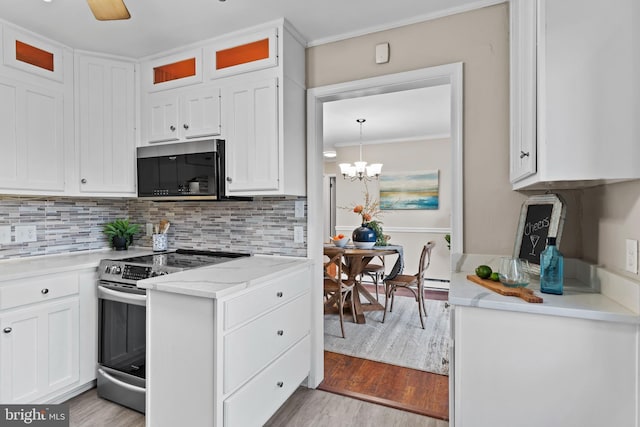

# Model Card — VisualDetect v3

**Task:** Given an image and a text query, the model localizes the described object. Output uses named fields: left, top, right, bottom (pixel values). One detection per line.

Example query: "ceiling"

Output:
left=0, top=0, right=486, bottom=58
left=0, top=0, right=468, bottom=150
left=322, top=85, right=451, bottom=154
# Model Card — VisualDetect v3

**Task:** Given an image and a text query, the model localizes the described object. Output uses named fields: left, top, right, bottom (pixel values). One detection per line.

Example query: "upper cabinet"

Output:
left=144, top=84, right=222, bottom=144
left=75, top=53, right=136, bottom=195
left=205, top=28, right=278, bottom=79
left=143, top=48, right=202, bottom=93
left=510, top=0, right=640, bottom=190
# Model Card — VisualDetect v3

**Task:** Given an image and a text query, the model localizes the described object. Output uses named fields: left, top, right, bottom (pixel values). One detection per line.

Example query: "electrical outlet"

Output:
left=626, top=239, right=638, bottom=274
left=146, top=223, right=153, bottom=236
left=294, top=200, right=305, bottom=218
left=0, top=226, right=10, bottom=244
left=15, top=225, right=37, bottom=243
left=294, top=226, right=304, bottom=243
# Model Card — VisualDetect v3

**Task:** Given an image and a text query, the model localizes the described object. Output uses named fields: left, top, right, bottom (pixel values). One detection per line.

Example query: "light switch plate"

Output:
left=294, top=201, right=305, bottom=218
left=0, top=226, right=10, bottom=244
left=294, top=226, right=304, bottom=243
left=626, top=239, right=638, bottom=274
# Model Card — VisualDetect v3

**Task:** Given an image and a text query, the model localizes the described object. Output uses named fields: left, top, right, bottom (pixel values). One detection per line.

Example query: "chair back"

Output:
left=416, top=241, right=435, bottom=285
left=323, top=247, right=345, bottom=282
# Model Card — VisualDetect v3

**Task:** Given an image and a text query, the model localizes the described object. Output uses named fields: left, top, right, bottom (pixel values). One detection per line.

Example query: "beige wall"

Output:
left=582, top=180, right=640, bottom=278
left=309, top=3, right=529, bottom=256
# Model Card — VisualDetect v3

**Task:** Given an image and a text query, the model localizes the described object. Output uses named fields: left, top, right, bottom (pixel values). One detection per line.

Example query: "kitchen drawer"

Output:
left=0, top=273, right=79, bottom=310
left=224, top=335, right=310, bottom=427
left=224, top=292, right=309, bottom=394
left=224, top=267, right=310, bottom=330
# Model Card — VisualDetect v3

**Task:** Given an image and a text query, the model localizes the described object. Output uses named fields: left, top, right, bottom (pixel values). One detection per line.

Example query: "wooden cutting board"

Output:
left=466, top=275, right=543, bottom=303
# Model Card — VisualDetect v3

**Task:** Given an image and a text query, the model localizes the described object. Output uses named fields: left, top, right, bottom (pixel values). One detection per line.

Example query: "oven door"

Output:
left=97, top=282, right=146, bottom=413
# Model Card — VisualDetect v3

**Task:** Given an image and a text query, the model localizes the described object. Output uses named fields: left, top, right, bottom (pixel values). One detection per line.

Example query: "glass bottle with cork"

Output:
left=540, top=236, right=563, bottom=294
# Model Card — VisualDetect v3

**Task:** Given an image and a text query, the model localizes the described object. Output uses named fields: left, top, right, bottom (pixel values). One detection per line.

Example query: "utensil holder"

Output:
left=152, top=233, right=168, bottom=251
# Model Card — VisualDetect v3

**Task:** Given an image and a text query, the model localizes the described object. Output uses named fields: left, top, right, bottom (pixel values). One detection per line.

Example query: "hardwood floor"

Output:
left=68, top=388, right=144, bottom=427
left=319, top=351, right=449, bottom=421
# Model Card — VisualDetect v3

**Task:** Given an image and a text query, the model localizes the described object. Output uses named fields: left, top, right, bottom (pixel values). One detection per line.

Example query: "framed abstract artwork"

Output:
left=379, top=170, right=439, bottom=210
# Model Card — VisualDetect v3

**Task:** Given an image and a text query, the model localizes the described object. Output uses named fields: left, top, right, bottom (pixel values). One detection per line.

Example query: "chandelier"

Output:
left=338, top=119, right=383, bottom=181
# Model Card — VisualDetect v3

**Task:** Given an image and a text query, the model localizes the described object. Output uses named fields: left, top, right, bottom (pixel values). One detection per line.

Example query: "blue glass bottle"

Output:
left=540, top=237, right=563, bottom=295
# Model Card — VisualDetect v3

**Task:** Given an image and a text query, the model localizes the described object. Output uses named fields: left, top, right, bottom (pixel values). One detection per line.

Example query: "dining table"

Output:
left=324, top=244, right=403, bottom=324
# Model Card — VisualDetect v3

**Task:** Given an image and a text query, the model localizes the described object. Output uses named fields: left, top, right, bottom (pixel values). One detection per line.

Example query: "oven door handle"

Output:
left=98, top=285, right=147, bottom=307
left=97, top=368, right=146, bottom=394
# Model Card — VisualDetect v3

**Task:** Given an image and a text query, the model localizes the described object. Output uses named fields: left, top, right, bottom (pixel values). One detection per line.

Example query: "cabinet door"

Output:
left=182, top=86, right=222, bottom=139
left=0, top=297, right=79, bottom=403
left=147, top=91, right=180, bottom=143
left=0, top=81, right=19, bottom=186
left=509, top=0, right=537, bottom=183
left=77, top=55, right=136, bottom=193
left=226, top=78, right=279, bottom=194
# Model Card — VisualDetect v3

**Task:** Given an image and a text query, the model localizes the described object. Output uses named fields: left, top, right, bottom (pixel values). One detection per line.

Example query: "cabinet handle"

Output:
left=3, top=327, right=11, bottom=333
left=520, top=151, right=530, bottom=159
left=41, top=288, right=49, bottom=294
left=183, top=124, right=189, bottom=130
left=170, top=125, right=176, bottom=131
left=226, top=177, right=232, bottom=183
left=81, top=178, right=87, bottom=184
left=277, top=330, right=284, bottom=336
left=444, top=302, right=450, bottom=309
left=276, top=381, right=284, bottom=388
left=276, top=291, right=283, bottom=298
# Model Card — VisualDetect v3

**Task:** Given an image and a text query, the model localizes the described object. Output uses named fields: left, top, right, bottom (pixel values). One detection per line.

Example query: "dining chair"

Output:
left=323, top=247, right=356, bottom=338
left=382, top=241, right=435, bottom=329
left=358, top=256, right=385, bottom=301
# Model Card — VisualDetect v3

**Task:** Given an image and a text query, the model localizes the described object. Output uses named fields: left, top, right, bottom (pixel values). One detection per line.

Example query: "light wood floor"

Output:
left=68, top=387, right=448, bottom=426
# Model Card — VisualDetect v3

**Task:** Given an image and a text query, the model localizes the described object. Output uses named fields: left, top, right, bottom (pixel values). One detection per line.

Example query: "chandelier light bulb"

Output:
left=340, top=118, right=383, bottom=181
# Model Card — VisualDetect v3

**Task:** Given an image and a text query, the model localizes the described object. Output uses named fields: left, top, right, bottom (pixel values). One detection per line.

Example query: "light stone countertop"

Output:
left=0, top=247, right=156, bottom=282
left=449, top=270, right=640, bottom=325
left=137, top=255, right=312, bottom=299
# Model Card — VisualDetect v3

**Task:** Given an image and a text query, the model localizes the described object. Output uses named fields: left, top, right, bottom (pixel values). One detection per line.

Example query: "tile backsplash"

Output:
left=0, top=196, right=306, bottom=260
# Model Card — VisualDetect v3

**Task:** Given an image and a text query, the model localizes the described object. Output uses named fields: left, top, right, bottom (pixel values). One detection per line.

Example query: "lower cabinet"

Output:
left=0, top=268, right=98, bottom=404
left=146, top=264, right=312, bottom=427
left=0, top=297, right=79, bottom=403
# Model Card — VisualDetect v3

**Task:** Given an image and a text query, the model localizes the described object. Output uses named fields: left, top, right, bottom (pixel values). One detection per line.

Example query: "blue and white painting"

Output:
left=380, top=170, right=439, bottom=210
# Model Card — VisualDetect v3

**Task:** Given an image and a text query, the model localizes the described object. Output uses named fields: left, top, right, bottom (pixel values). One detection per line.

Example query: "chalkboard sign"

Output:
left=513, top=194, right=566, bottom=275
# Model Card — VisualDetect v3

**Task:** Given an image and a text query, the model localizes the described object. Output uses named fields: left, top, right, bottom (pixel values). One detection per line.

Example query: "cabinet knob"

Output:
left=41, top=288, right=49, bottom=294
left=226, top=177, right=232, bottom=183
left=276, top=291, right=283, bottom=298
left=520, top=151, right=530, bottom=159
left=170, top=125, right=176, bottom=131
left=81, top=178, right=87, bottom=184
left=3, top=327, right=11, bottom=333
left=183, top=124, right=189, bottom=130
left=444, top=302, right=450, bottom=309
left=276, top=381, right=284, bottom=388
left=277, top=330, right=284, bottom=336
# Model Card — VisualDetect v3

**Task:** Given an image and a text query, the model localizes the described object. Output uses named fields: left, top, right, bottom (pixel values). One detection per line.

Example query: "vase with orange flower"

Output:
left=352, top=205, right=377, bottom=249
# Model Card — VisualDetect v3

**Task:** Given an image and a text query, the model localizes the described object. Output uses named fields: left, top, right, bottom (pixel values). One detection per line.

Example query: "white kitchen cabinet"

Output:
left=75, top=53, right=136, bottom=195
left=0, top=77, right=65, bottom=193
left=224, top=77, right=279, bottom=193
left=452, top=305, right=636, bottom=427
left=0, top=297, right=79, bottom=404
left=223, top=22, right=306, bottom=197
left=143, top=84, right=222, bottom=144
left=146, top=263, right=312, bottom=427
left=510, top=0, right=640, bottom=189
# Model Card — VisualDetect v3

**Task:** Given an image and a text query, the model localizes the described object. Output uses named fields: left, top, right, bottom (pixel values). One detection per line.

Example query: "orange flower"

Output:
left=362, top=213, right=371, bottom=222
left=353, top=205, right=363, bottom=213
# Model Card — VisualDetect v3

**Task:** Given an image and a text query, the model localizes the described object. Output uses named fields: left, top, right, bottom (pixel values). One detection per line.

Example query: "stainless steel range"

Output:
left=96, top=249, right=249, bottom=413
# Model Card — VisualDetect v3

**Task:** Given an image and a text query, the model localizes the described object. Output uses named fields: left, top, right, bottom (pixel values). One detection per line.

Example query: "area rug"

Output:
left=324, top=296, right=450, bottom=376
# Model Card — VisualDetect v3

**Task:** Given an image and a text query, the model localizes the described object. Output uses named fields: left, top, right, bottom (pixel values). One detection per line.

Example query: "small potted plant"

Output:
left=103, top=218, right=140, bottom=251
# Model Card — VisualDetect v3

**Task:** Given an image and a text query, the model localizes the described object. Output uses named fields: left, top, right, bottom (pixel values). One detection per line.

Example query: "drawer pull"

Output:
left=3, top=327, right=11, bottom=333
left=276, top=381, right=284, bottom=388
left=277, top=330, right=284, bottom=336
left=41, top=288, right=49, bottom=294
left=276, top=291, right=283, bottom=298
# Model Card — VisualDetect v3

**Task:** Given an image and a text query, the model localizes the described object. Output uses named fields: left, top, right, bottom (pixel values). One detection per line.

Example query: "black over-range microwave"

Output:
left=137, top=140, right=228, bottom=201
